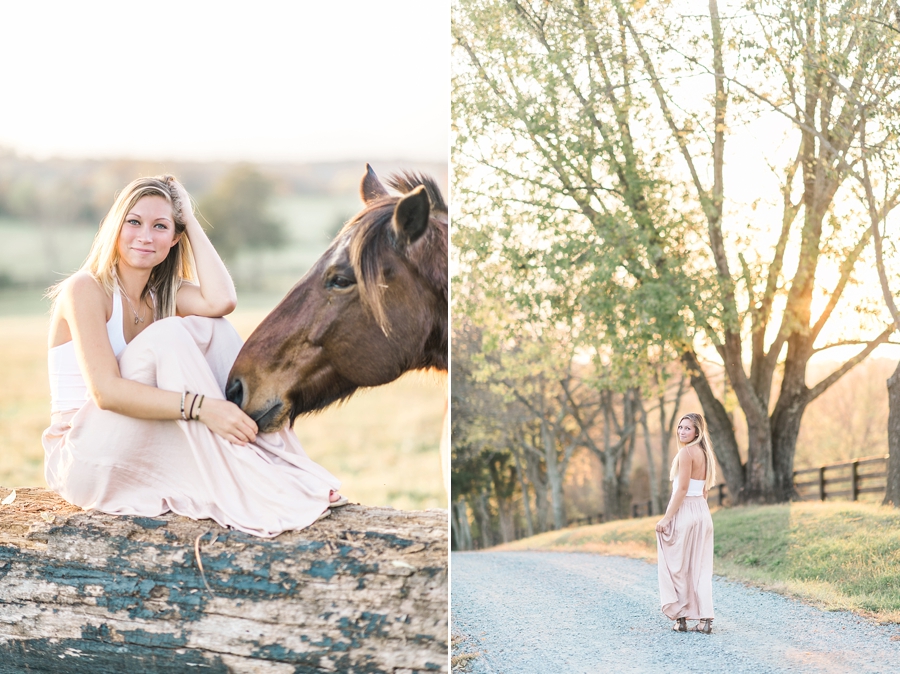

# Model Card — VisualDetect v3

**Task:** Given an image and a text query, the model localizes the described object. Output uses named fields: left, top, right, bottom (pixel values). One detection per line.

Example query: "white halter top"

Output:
left=48, top=289, right=128, bottom=413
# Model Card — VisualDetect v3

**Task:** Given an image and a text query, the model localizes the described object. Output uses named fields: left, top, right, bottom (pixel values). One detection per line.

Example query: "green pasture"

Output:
left=498, top=501, right=900, bottom=622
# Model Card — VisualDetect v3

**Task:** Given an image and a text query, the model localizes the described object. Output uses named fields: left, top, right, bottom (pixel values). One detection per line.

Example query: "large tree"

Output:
left=454, top=0, right=900, bottom=504
left=617, top=0, right=900, bottom=501
left=860, top=116, right=900, bottom=506
left=454, top=0, right=702, bottom=508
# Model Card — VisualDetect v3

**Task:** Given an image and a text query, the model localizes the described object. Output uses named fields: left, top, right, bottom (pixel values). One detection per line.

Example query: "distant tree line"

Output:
left=0, top=151, right=286, bottom=270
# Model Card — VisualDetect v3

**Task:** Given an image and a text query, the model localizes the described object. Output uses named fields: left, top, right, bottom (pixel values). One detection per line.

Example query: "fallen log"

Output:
left=0, top=487, right=448, bottom=673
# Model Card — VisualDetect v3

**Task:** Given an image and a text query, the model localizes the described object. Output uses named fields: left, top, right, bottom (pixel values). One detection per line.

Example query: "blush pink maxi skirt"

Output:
left=42, top=316, right=340, bottom=538
left=656, top=495, right=715, bottom=620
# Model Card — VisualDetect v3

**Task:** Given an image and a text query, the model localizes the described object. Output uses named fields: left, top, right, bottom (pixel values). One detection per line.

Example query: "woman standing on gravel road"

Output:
left=655, top=412, right=716, bottom=634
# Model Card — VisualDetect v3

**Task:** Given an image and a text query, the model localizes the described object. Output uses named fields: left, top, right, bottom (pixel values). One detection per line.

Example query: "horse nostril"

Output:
left=226, top=378, right=244, bottom=408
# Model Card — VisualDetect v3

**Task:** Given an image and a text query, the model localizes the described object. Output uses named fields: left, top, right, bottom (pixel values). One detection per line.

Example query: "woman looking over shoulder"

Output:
left=44, top=175, right=344, bottom=537
left=655, top=412, right=716, bottom=634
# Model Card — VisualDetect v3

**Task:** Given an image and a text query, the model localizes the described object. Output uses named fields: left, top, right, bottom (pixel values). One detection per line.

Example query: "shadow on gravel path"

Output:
left=451, top=551, right=900, bottom=674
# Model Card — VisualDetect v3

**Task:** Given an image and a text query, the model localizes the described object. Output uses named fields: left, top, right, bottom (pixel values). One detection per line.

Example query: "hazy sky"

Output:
left=0, top=1, right=448, bottom=163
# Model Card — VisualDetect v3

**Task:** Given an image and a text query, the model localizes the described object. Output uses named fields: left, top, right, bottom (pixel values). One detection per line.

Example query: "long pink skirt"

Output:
left=656, top=495, right=715, bottom=620
left=42, top=316, right=340, bottom=538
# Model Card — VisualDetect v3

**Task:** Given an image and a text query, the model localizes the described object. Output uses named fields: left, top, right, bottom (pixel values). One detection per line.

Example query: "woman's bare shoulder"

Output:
left=59, top=272, right=105, bottom=301
left=683, top=443, right=704, bottom=464
left=678, top=444, right=698, bottom=458
left=49, top=273, right=108, bottom=347
left=56, top=272, right=109, bottom=317
left=69, top=271, right=103, bottom=290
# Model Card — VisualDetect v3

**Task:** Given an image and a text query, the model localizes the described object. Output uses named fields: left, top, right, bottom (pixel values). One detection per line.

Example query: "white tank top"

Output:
left=48, top=289, right=128, bottom=413
left=673, top=478, right=707, bottom=497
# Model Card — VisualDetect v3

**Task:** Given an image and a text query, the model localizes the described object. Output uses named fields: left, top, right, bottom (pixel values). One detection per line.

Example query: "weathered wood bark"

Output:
left=0, top=488, right=447, bottom=673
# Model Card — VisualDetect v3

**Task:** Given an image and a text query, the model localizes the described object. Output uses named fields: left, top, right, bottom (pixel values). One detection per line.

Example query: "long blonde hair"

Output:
left=670, top=412, right=717, bottom=491
left=49, top=175, right=195, bottom=319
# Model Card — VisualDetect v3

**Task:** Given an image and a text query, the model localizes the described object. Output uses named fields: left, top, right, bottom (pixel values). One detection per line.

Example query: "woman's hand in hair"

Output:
left=171, top=177, right=238, bottom=318
left=195, top=397, right=258, bottom=446
left=169, top=179, right=193, bottom=218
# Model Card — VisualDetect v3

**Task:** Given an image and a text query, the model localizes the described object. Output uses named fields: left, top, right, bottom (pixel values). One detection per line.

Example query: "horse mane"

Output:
left=345, top=173, right=448, bottom=342
left=387, top=171, right=448, bottom=214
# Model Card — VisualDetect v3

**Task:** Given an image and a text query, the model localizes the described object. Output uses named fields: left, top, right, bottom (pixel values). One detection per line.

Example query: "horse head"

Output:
left=226, top=165, right=447, bottom=432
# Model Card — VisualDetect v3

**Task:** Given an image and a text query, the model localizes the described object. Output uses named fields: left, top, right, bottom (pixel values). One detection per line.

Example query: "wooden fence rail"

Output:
left=567, top=454, right=890, bottom=527
left=708, top=454, right=890, bottom=507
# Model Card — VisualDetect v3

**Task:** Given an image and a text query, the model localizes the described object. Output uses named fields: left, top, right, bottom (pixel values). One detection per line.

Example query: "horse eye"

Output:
left=327, top=275, right=355, bottom=289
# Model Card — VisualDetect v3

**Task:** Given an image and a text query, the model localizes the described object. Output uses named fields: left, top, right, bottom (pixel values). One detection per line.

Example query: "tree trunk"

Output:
left=452, top=499, right=473, bottom=551
left=617, top=431, right=637, bottom=517
left=487, top=453, right=517, bottom=543
left=0, top=488, right=447, bottom=673
left=602, top=473, right=620, bottom=521
left=639, top=409, right=660, bottom=515
left=683, top=351, right=744, bottom=500
left=885, top=363, right=900, bottom=507
left=744, top=411, right=775, bottom=503
left=451, top=500, right=462, bottom=550
left=496, top=501, right=516, bottom=543
left=602, top=450, right=630, bottom=521
left=771, top=392, right=810, bottom=502
left=474, top=490, right=493, bottom=548
left=511, top=444, right=535, bottom=538
left=526, top=452, right=550, bottom=533
left=541, top=419, right=566, bottom=530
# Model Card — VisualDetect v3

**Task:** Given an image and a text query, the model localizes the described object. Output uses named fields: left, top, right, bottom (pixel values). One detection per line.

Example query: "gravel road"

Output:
left=451, top=551, right=900, bottom=674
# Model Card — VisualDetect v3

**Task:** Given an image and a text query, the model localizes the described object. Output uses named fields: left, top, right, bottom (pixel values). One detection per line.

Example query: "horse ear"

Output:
left=392, top=185, right=430, bottom=247
left=360, top=164, right=389, bottom=203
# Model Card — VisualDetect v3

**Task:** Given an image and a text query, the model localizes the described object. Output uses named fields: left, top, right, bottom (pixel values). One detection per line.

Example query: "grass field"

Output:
left=0, top=307, right=447, bottom=512
left=497, top=501, right=900, bottom=622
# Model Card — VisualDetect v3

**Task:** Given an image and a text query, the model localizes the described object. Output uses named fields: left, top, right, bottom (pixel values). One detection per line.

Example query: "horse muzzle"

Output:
left=251, top=400, right=285, bottom=432
left=225, top=376, right=287, bottom=432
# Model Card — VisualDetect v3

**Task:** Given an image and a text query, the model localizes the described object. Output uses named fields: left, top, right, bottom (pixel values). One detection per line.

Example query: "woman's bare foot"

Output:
left=328, top=490, right=349, bottom=508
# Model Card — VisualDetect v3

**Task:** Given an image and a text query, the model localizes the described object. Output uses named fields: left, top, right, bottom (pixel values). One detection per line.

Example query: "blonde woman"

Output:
left=43, top=175, right=344, bottom=537
left=655, top=412, right=716, bottom=633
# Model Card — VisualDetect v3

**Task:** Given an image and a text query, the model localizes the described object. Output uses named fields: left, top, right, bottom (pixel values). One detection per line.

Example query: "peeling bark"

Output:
left=0, top=488, right=447, bottom=673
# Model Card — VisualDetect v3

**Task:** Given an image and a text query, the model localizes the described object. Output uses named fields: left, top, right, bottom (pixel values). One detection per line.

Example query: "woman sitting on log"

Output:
left=43, top=176, right=345, bottom=537
left=655, top=412, right=716, bottom=634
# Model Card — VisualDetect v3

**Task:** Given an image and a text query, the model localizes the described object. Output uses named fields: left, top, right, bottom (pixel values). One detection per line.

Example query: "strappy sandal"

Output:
left=691, top=618, right=713, bottom=634
left=672, top=618, right=688, bottom=632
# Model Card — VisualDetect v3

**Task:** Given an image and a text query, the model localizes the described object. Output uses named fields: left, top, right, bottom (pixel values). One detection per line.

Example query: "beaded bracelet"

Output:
left=180, top=390, right=189, bottom=421
left=187, top=393, right=198, bottom=421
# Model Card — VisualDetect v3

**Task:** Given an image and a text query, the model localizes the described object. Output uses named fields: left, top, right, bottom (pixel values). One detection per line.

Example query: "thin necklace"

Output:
left=114, top=272, right=147, bottom=324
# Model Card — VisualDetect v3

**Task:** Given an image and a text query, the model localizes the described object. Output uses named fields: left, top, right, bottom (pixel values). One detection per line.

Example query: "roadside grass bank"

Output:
left=495, top=501, right=900, bottom=623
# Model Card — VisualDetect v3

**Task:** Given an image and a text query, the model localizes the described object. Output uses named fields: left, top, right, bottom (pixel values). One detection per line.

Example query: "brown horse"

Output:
left=226, top=165, right=447, bottom=433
